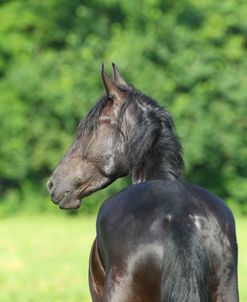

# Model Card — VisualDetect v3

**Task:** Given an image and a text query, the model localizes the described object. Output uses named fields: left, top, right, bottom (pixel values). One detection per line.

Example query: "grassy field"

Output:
left=0, top=214, right=246, bottom=302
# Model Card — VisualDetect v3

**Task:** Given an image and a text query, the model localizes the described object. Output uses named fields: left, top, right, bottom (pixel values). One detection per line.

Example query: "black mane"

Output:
left=77, top=87, right=184, bottom=181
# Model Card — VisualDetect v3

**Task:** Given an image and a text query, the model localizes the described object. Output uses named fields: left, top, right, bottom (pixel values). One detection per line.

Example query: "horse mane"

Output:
left=76, top=86, right=184, bottom=181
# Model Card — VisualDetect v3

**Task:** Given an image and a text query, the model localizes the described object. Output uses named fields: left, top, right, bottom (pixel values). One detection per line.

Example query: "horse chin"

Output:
left=58, top=196, right=81, bottom=209
left=57, top=184, right=91, bottom=209
left=58, top=178, right=113, bottom=210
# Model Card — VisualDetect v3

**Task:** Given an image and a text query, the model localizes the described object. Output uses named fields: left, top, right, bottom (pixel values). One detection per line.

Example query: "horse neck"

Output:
left=130, top=135, right=183, bottom=183
left=131, top=160, right=171, bottom=183
left=119, top=94, right=184, bottom=184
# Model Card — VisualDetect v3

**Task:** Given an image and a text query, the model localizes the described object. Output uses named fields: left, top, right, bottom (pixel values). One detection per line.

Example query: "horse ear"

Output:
left=112, top=63, right=128, bottom=86
left=101, top=63, right=125, bottom=105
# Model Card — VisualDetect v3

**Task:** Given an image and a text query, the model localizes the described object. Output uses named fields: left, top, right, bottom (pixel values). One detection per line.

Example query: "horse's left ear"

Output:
left=101, top=64, right=125, bottom=105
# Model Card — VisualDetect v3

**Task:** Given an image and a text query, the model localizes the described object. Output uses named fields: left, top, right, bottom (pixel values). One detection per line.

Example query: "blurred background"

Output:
left=0, top=0, right=246, bottom=301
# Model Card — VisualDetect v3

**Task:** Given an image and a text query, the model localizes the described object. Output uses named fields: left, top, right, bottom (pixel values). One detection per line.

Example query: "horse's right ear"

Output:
left=112, top=63, right=128, bottom=86
left=101, top=63, right=125, bottom=105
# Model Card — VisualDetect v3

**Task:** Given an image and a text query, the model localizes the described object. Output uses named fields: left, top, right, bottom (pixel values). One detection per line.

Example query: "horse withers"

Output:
left=47, top=64, right=238, bottom=302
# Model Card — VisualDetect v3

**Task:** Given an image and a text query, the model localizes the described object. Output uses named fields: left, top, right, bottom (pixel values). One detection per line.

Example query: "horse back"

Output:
left=93, top=180, right=238, bottom=301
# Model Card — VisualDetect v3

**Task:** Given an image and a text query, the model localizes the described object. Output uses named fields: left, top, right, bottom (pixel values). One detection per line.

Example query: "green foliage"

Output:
left=0, top=0, right=246, bottom=213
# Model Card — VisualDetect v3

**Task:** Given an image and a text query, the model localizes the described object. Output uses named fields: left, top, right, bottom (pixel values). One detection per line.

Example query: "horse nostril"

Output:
left=47, top=179, right=54, bottom=191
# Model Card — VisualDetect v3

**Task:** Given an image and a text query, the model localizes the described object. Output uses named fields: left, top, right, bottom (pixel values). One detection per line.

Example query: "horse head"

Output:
left=47, top=64, right=131, bottom=209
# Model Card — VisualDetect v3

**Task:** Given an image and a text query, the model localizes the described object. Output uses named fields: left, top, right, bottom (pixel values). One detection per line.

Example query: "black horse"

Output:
left=47, top=64, right=238, bottom=301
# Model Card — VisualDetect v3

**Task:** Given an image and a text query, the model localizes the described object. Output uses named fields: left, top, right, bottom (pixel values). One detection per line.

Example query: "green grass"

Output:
left=236, top=216, right=247, bottom=301
left=0, top=215, right=96, bottom=302
left=0, top=214, right=246, bottom=301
